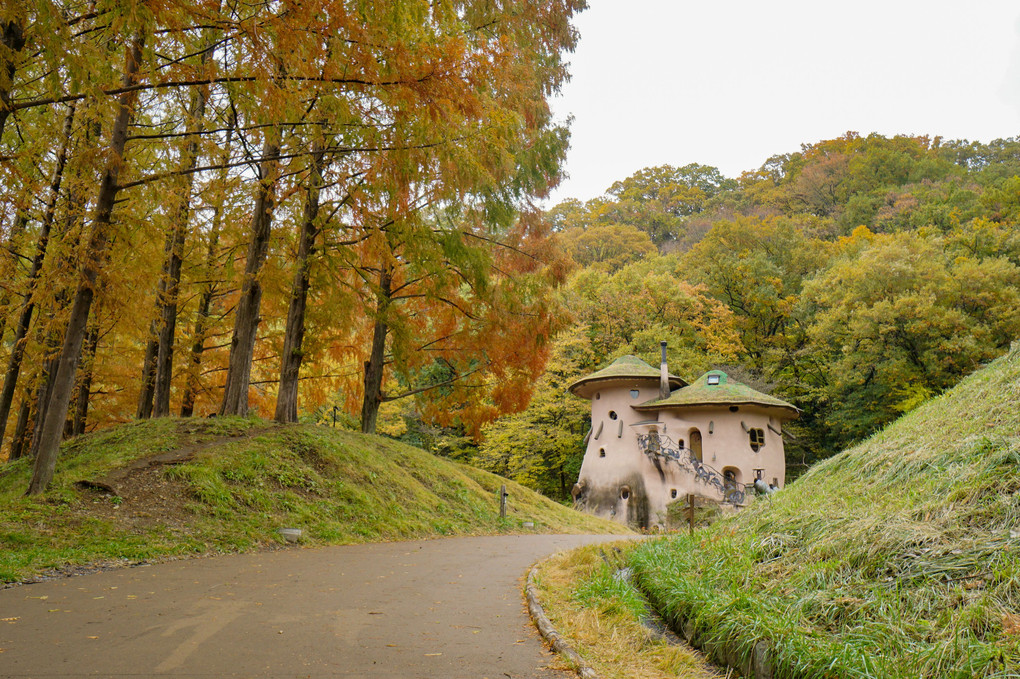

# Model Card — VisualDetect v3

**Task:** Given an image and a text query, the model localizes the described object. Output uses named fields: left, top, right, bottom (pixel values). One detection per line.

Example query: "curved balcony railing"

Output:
left=636, top=433, right=747, bottom=506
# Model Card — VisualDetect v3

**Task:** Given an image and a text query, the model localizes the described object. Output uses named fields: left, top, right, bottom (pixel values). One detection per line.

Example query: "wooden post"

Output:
left=687, top=493, right=695, bottom=536
left=499, top=484, right=508, bottom=518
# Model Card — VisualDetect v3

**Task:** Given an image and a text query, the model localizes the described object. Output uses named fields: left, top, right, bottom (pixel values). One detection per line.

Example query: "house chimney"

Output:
left=659, top=341, right=670, bottom=399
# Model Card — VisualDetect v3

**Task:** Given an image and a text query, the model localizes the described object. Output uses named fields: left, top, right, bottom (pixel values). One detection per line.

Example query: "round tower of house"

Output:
left=567, top=355, right=685, bottom=528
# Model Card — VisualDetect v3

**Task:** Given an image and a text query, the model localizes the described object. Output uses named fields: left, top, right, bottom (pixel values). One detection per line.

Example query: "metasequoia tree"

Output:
left=136, top=19, right=218, bottom=419
left=0, top=103, right=76, bottom=445
left=273, top=145, right=327, bottom=423
left=0, top=0, right=586, bottom=493
left=28, top=31, right=147, bottom=494
left=0, top=3, right=26, bottom=141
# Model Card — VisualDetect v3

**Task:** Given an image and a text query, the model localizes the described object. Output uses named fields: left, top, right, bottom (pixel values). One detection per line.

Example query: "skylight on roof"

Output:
left=707, top=374, right=720, bottom=385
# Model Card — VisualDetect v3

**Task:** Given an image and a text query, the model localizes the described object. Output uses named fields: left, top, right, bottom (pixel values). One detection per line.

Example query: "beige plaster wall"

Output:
left=574, top=389, right=789, bottom=529
left=573, top=379, right=661, bottom=526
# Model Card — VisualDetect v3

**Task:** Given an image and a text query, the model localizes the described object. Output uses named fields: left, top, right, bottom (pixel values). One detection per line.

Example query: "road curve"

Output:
left=0, top=534, right=625, bottom=678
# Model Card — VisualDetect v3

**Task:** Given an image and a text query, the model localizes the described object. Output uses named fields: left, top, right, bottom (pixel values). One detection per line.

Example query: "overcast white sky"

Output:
left=545, top=1, right=1020, bottom=205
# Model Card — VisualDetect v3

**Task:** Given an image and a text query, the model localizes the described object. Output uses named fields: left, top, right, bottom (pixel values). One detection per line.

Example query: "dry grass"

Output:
left=533, top=541, right=723, bottom=679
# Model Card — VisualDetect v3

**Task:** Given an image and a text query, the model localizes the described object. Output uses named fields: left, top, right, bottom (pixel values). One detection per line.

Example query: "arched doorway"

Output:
left=689, top=428, right=703, bottom=462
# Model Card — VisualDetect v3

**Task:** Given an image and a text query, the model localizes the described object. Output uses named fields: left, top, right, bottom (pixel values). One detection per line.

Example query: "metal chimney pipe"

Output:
left=659, top=341, right=670, bottom=399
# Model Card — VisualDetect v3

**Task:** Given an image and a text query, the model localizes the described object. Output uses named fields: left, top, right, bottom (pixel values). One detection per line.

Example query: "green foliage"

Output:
left=481, top=131, right=1020, bottom=498
left=559, top=223, right=656, bottom=272
left=629, top=346, right=1020, bottom=677
left=800, top=230, right=1020, bottom=446
left=549, top=163, right=736, bottom=247
left=567, top=254, right=743, bottom=371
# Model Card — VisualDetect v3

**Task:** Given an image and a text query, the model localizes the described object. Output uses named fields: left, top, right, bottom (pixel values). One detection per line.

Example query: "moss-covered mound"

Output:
left=631, top=344, right=1020, bottom=678
left=0, top=418, right=629, bottom=583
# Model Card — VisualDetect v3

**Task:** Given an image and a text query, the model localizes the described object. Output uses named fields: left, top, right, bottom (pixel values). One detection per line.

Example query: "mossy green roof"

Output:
left=633, top=369, right=799, bottom=418
left=568, top=355, right=685, bottom=398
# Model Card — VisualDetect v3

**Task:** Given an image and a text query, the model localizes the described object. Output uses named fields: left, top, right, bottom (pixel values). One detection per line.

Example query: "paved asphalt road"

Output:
left=0, top=534, right=626, bottom=678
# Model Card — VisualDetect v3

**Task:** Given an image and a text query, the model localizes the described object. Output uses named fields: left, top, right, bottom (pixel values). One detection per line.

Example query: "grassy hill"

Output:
left=630, top=343, right=1020, bottom=678
left=0, top=418, right=629, bottom=584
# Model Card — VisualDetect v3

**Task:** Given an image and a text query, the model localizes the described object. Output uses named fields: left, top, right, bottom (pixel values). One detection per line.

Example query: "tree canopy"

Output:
left=477, top=132, right=1020, bottom=494
left=0, top=0, right=587, bottom=493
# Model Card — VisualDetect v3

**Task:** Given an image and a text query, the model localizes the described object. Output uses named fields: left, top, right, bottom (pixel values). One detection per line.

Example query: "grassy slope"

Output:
left=0, top=418, right=629, bottom=583
left=631, top=345, right=1020, bottom=678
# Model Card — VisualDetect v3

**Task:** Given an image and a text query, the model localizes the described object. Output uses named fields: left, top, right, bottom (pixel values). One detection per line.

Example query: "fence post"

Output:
left=687, top=493, right=695, bottom=536
left=499, top=484, right=508, bottom=518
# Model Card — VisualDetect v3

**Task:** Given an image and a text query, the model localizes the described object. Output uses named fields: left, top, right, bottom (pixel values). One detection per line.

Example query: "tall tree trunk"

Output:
left=274, top=147, right=325, bottom=424
left=180, top=115, right=234, bottom=417
left=70, top=321, right=99, bottom=436
left=0, top=16, right=26, bottom=141
left=136, top=322, right=158, bottom=418
left=0, top=103, right=75, bottom=448
left=219, top=133, right=281, bottom=416
left=360, top=267, right=392, bottom=434
left=8, top=392, right=31, bottom=461
left=27, top=338, right=61, bottom=461
left=148, top=45, right=214, bottom=418
left=27, top=34, right=145, bottom=496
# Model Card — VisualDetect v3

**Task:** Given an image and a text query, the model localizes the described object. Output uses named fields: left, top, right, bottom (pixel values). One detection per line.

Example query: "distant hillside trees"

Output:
left=482, top=132, right=1020, bottom=494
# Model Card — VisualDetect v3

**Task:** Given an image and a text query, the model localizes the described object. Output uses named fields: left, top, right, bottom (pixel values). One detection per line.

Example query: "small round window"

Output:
left=595, top=392, right=600, bottom=400
left=620, top=487, right=630, bottom=501
left=609, top=411, right=618, bottom=420
left=599, top=448, right=606, bottom=458
left=629, top=389, right=640, bottom=399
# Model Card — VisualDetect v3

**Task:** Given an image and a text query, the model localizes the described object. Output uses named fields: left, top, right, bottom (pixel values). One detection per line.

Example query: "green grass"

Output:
left=0, top=418, right=630, bottom=583
left=629, top=344, right=1020, bottom=678
left=532, top=542, right=721, bottom=679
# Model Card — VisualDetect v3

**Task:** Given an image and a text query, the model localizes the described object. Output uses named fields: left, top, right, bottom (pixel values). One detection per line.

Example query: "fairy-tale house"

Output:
left=568, top=343, right=799, bottom=529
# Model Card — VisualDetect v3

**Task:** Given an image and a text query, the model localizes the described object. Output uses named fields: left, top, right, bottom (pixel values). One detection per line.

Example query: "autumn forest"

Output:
left=2, top=2, right=1019, bottom=502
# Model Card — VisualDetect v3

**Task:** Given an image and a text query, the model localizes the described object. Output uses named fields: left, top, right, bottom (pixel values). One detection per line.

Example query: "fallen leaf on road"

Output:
left=1, top=618, right=19, bottom=623
left=26, top=595, right=48, bottom=600
left=424, top=653, right=442, bottom=657
left=87, top=636, right=99, bottom=640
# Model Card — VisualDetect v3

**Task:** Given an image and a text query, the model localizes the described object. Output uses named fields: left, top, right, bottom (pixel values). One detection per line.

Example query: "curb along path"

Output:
left=0, top=534, right=622, bottom=678
left=526, top=563, right=599, bottom=679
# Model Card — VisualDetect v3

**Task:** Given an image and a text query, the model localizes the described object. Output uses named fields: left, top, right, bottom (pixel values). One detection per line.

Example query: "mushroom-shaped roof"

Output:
left=633, top=369, right=799, bottom=418
left=568, top=355, right=686, bottom=399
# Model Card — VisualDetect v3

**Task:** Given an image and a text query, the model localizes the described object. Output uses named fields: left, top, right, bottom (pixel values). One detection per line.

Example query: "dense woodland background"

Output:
left=475, top=135, right=1020, bottom=499
left=2, top=2, right=1018, bottom=502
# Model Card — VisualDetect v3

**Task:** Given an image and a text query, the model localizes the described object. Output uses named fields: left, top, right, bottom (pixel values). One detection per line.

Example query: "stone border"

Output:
left=525, top=561, right=599, bottom=679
